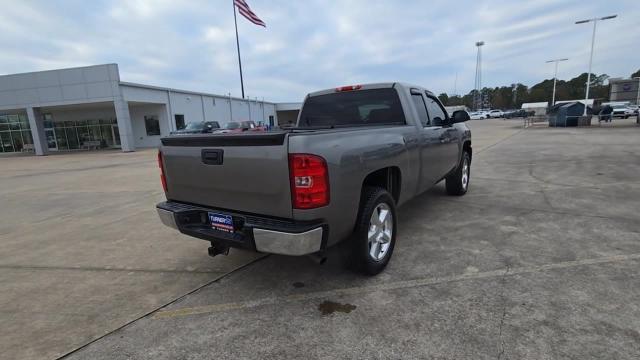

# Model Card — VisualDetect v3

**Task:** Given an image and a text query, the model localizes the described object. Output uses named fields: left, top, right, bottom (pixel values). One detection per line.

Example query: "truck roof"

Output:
left=306, top=82, right=434, bottom=98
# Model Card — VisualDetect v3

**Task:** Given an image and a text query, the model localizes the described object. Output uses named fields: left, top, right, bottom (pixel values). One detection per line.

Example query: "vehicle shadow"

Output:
left=234, top=184, right=451, bottom=282
left=175, top=182, right=473, bottom=312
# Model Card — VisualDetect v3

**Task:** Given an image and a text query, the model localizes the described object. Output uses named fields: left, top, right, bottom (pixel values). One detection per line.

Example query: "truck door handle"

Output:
left=201, top=149, right=224, bottom=165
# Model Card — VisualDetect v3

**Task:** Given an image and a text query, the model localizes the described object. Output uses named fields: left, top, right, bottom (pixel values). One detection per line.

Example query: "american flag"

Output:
left=234, top=0, right=266, bottom=27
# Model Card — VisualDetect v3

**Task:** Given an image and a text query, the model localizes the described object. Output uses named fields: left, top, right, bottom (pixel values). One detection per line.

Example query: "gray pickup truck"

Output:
left=157, top=83, right=471, bottom=275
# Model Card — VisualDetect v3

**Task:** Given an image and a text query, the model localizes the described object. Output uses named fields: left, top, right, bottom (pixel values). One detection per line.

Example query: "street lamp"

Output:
left=546, top=58, right=568, bottom=106
left=575, top=14, right=617, bottom=115
left=474, top=41, right=485, bottom=110
left=633, top=77, right=640, bottom=107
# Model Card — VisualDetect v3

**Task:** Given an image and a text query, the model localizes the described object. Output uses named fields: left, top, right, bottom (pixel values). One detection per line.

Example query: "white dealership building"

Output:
left=0, top=64, right=283, bottom=155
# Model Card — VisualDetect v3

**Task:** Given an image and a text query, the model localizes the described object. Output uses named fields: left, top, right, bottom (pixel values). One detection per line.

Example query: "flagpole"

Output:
left=233, top=1, right=245, bottom=99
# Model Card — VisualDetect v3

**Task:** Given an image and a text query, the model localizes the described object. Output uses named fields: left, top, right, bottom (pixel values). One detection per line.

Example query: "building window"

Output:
left=174, top=114, right=185, bottom=130
left=43, top=113, right=54, bottom=129
left=144, top=115, right=161, bottom=136
left=268, top=115, right=274, bottom=127
left=212, top=98, right=216, bottom=106
left=0, top=113, right=33, bottom=153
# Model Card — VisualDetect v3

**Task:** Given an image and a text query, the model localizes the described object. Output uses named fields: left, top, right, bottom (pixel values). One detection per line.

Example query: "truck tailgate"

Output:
left=160, top=132, right=293, bottom=219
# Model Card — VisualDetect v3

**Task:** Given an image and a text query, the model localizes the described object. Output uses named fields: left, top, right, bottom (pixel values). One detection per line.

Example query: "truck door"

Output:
left=423, top=94, right=460, bottom=177
left=410, top=91, right=443, bottom=192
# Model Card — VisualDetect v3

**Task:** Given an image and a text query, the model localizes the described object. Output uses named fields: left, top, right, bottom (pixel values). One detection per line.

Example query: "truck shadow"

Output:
left=250, top=183, right=451, bottom=279
left=177, top=182, right=470, bottom=312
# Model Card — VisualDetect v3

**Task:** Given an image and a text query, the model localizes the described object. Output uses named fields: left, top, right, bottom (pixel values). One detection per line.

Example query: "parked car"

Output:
left=215, top=120, right=265, bottom=134
left=502, top=109, right=516, bottom=118
left=504, top=109, right=528, bottom=118
left=156, top=83, right=472, bottom=275
left=469, top=111, right=487, bottom=120
left=487, top=109, right=504, bottom=118
left=170, top=121, right=220, bottom=135
left=611, top=104, right=635, bottom=119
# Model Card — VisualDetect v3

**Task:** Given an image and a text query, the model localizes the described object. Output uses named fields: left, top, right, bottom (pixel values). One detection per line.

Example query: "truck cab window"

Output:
left=298, top=88, right=406, bottom=127
left=424, top=96, right=447, bottom=126
left=411, top=94, right=430, bottom=127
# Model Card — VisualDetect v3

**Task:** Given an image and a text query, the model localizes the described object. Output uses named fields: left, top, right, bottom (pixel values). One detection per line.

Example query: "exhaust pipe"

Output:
left=308, top=252, right=327, bottom=265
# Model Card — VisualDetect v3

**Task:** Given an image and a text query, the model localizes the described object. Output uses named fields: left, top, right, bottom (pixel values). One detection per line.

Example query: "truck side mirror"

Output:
left=452, top=110, right=470, bottom=123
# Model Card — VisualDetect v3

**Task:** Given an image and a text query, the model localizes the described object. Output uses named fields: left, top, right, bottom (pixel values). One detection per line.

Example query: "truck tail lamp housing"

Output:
left=157, top=150, right=168, bottom=193
left=335, top=84, right=362, bottom=92
left=289, top=154, right=329, bottom=209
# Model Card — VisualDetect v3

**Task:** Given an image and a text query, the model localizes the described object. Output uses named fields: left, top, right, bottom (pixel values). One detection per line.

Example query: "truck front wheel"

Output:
left=350, top=187, right=397, bottom=275
left=446, top=151, right=471, bottom=196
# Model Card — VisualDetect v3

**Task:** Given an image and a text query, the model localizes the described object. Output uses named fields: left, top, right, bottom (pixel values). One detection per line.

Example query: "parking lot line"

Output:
left=153, top=252, right=640, bottom=320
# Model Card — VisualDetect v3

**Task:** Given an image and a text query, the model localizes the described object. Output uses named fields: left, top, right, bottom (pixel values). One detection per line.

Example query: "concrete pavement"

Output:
left=67, top=120, right=640, bottom=359
left=0, top=149, right=263, bottom=360
left=2, top=119, right=639, bottom=359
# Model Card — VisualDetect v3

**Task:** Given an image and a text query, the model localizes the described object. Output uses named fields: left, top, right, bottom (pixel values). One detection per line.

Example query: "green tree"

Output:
left=631, top=69, right=640, bottom=78
left=437, top=93, right=449, bottom=106
left=528, top=79, right=557, bottom=103
left=447, top=95, right=464, bottom=106
left=443, top=71, right=613, bottom=109
left=489, top=86, right=517, bottom=109
left=513, top=84, right=528, bottom=107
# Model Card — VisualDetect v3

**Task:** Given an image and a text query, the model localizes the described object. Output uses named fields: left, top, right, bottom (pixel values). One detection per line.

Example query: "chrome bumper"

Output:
left=157, top=207, right=323, bottom=256
left=253, top=227, right=323, bottom=256
left=157, top=208, right=178, bottom=230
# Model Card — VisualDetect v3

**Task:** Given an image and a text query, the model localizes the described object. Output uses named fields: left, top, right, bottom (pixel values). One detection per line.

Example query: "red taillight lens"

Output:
left=157, top=150, right=168, bottom=193
left=289, top=154, right=329, bottom=209
left=335, top=84, right=362, bottom=92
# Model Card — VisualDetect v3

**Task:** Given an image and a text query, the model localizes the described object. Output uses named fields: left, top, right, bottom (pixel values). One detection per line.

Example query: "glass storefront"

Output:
left=0, top=114, right=33, bottom=153
left=0, top=113, right=121, bottom=154
left=44, top=116, right=121, bottom=151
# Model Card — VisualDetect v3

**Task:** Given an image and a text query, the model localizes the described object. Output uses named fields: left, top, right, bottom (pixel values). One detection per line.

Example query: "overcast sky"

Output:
left=0, top=0, right=638, bottom=102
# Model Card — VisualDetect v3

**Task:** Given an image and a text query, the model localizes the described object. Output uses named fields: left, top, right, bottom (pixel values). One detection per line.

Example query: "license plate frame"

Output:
left=208, top=212, right=235, bottom=233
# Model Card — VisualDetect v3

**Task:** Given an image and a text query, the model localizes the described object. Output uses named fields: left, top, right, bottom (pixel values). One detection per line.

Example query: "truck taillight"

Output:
left=289, top=154, right=329, bottom=209
left=335, top=84, right=362, bottom=92
left=157, top=150, right=168, bottom=193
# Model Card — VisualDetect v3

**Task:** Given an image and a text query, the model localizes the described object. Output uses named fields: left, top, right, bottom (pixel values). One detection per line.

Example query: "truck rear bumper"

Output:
left=253, top=228, right=323, bottom=256
left=158, top=208, right=179, bottom=229
left=156, top=201, right=326, bottom=256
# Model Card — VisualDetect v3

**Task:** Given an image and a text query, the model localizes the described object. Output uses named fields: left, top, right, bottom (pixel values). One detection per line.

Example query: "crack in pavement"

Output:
left=0, top=264, right=225, bottom=275
left=474, top=128, right=525, bottom=155
left=56, top=254, right=269, bottom=360
left=497, top=263, right=511, bottom=360
left=153, top=252, right=640, bottom=319
left=441, top=197, right=640, bottom=223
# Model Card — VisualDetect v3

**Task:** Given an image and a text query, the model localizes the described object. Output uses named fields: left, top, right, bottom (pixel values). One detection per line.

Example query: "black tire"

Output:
left=446, top=151, right=471, bottom=196
left=350, top=187, right=397, bottom=275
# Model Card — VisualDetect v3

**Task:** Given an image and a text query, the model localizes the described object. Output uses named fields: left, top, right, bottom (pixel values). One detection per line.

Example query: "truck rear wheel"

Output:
left=350, top=187, right=397, bottom=275
left=446, top=151, right=470, bottom=196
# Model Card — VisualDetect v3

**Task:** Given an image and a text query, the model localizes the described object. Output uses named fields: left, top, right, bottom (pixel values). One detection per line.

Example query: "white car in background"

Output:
left=487, top=109, right=504, bottom=118
left=469, top=111, right=487, bottom=120
left=611, top=104, right=635, bottom=119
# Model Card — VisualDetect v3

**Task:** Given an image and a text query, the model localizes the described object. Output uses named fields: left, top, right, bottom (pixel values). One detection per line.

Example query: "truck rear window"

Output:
left=298, top=88, right=406, bottom=127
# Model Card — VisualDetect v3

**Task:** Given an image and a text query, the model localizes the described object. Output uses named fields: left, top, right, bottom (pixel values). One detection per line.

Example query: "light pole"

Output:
left=474, top=41, right=485, bottom=110
left=547, top=59, right=569, bottom=106
left=546, top=58, right=568, bottom=106
left=634, top=77, right=640, bottom=106
left=575, top=15, right=617, bottom=115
